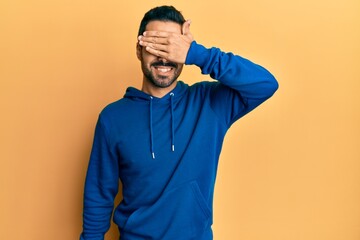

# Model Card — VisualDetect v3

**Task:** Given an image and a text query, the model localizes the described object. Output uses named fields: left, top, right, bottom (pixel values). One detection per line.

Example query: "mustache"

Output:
left=151, top=61, right=177, bottom=68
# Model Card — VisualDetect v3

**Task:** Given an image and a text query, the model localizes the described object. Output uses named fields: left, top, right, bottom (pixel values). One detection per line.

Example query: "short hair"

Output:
left=138, top=6, right=185, bottom=36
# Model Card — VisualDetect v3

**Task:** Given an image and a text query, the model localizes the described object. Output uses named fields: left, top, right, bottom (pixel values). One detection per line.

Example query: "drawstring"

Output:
left=149, top=96, right=155, bottom=159
left=149, top=92, right=175, bottom=159
left=170, top=93, right=175, bottom=152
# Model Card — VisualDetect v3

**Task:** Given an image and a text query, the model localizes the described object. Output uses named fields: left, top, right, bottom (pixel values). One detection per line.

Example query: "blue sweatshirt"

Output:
left=80, top=41, right=278, bottom=240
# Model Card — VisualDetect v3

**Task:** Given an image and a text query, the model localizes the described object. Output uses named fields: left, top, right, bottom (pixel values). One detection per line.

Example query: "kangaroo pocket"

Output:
left=122, top=181, right=212, bottom=239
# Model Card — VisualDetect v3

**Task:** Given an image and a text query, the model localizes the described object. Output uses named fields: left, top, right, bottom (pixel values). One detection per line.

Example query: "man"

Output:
left=80, top=5, right=278, bottom=240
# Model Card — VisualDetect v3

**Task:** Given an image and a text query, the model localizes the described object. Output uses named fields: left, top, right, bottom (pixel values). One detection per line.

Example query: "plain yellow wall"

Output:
left=1, top=0, right=359, bottom=239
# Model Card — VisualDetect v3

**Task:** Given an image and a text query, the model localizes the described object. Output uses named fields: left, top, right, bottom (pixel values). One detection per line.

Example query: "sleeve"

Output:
left=185, top=41, right=279, bottom=127
left=80, top=115, right=119, bottom=240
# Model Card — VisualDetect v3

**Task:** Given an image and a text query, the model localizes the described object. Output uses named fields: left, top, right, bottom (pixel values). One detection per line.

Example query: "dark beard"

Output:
left=145, top=72, right=178, bottom=88
left=142, top=61, right=182, bottom=88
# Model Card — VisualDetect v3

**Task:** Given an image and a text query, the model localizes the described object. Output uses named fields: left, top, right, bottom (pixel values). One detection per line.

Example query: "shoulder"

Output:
left=101, top=98, right=127, bottom=114
left=178, top=81, right=220, bottom=100
left=97, top=97, right=134, bottom=124
left=189, top=81, right=219, bottom=89
left=188, top=81, right=220, bottom=93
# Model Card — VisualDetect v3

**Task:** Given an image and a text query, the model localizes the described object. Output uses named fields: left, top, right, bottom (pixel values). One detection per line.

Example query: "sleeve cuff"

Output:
left=185, top=41, right=211, bottom=67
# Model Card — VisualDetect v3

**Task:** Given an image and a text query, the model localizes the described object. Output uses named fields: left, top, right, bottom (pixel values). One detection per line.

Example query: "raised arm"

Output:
left=138, top=20, right=278, bottom=126
left=186, top=41, right=278, bottom=126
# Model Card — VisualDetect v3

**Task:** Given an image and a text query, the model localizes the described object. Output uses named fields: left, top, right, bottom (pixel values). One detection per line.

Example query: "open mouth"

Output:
left=151, top=62, right=177, bottom=74
left=154, top=66, right=173, bottom=73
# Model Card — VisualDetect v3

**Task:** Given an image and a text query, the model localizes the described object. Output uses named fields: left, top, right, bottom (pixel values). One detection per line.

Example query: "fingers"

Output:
left=142, top=31, right=171, bottom=38
left=138, top=39, right=168, bottom=52
left=143, top=46, right=166, bottom=58
left=138, top=34, right=168, bottom=58
left=137, top=23, right=194, bottom=63
left=138, top=35, right=168, bottom=45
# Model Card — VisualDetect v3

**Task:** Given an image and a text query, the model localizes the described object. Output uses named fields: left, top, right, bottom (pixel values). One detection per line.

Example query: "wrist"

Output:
left=184, top=41, right=210, bottom=67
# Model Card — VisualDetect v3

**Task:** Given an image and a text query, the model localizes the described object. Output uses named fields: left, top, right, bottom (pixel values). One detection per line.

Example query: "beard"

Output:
left=141, top=60, right=183, bottom=88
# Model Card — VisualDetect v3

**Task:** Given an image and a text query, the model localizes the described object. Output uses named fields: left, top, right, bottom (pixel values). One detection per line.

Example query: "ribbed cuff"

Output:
left=185, top=41, right=211, bottom=67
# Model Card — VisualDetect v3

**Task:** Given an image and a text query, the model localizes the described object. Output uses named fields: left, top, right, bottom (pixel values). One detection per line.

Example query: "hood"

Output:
left=123, top=81, right=188, bottom=159
left=124, top=80, right=188, bottom=102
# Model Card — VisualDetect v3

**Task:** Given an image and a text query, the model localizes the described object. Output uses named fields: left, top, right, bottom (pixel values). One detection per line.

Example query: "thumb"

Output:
left=182, top=19, right=192, bottom=35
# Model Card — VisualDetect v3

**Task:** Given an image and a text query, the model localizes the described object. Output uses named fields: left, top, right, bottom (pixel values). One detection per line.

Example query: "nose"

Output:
left=157, top=56, right=169, bottom=63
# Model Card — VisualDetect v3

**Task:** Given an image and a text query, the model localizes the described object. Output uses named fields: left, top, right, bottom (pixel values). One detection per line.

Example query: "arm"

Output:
left=186, top=41, right=278, bottom=126
left=139, top=21, right=278, bottom=126
left=80, top=116, right=119, bottom=240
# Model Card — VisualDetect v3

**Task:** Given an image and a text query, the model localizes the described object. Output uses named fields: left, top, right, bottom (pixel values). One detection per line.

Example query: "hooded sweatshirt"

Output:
left=80, top=41, right=278, bottom=240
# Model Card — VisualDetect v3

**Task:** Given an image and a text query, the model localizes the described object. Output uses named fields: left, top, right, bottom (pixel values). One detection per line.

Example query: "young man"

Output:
left=80, top=5, right=278, bottom=240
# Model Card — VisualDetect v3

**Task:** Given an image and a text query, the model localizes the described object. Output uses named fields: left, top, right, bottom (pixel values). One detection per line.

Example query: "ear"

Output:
left=182, top=19, right=191, bottom=35
left=136, top=42, right=142, bottom=60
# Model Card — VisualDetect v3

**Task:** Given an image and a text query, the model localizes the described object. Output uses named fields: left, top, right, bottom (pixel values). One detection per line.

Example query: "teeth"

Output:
left=156, top=67, right=171, bottom=73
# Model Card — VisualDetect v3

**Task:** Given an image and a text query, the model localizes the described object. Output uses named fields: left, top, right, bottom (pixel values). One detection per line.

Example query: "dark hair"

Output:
left=138, top=6, right=185, bottom=36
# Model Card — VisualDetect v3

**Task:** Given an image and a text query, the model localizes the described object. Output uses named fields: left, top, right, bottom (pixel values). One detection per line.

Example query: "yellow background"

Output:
left=1, top=0, right=359, bottom=239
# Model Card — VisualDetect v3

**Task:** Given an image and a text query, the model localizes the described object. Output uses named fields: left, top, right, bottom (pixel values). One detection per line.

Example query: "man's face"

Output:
left=137, top=21, right=184, bottom=88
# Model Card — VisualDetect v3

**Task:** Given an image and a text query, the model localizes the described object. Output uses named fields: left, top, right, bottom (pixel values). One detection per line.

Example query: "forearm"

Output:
left=185, top=41, right=278, bottom=100
left=81, top=176, right=118, bottom=239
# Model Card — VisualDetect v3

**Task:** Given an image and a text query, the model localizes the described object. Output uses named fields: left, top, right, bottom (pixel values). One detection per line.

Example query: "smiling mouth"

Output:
left=152, top=62, right=177, bottom=75
left=154, top=66, right=173, bottom=73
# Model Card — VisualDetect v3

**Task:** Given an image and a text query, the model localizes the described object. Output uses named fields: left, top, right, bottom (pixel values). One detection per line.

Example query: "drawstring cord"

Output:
left=149, top=92, right=175, bottom=159
left=149, top=96, right=155, bottom=159
left=170, top=93, right=175, bottom=152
